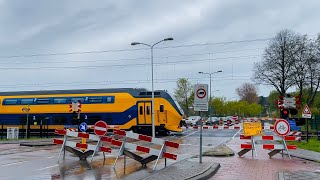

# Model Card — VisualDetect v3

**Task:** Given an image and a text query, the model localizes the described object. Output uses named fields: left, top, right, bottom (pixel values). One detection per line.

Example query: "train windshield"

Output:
left=169, top=93, right=184, bottom=115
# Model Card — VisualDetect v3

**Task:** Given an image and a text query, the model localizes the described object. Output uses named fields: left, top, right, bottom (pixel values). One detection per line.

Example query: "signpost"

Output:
left=243, top=122, right=262, bottom=136
left=194, top=84, right=208, bottom=112
left=274, top=119, right=291, bottom=158
left=274, top=119, right=290, bottom=136
left=94, top=121, right=108, bottom=136
left=302, top=104, right=312, bottom=142
left=194, top=84, right=208, bottom=164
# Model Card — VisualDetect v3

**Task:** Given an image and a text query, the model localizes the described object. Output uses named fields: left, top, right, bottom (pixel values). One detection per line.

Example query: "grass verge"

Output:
left=287, top=138, right=320, bottom=152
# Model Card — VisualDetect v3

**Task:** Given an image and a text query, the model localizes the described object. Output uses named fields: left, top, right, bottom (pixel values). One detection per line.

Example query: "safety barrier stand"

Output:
left=238, top=134, right=297, bottom=159
left=112, top=130, right=179, bottom=171
left=53, top=129, right=112, bottom=163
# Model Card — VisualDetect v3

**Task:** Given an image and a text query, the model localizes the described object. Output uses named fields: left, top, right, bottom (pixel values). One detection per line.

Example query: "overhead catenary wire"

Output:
left=0, top=38, right=270, bottom=59
left=0, top=55, right=260, bottom=70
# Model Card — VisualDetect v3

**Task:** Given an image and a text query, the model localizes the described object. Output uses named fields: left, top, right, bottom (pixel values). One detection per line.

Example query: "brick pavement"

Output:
left=278, top=170, right=320, bottom=180
left=208, top=138, right=320, bottom=180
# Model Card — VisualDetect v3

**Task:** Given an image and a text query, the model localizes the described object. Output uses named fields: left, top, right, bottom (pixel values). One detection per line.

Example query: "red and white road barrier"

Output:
left=287, top=131, right=302, bottom=141
left=88, top=125, right=120, bottom=130
left=112, top=129, right=180, bottom=170
left=53, top=129, right=112, bottom=162
left=242, top=117, right=283, bottom=121
left=182, top=125, right=241, bottom=130
left=238, top=133, right=297, bottom=159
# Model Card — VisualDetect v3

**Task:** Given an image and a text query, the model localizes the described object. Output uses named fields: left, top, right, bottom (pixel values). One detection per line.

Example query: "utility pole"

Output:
left=22, top=105, right=30, bottom=138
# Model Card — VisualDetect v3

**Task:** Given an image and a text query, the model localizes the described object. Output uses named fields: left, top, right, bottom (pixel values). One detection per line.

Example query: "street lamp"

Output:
left=198, top=70, right=222, bottom=122
left=131, top=37, right=174, bottom=137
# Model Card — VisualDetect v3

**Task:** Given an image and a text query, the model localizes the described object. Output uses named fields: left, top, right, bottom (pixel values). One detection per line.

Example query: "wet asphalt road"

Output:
left=0, top=127, right=240, bottom=180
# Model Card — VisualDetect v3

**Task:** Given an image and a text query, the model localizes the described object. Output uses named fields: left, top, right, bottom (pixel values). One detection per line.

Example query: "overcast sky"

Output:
left=0, top=0, right=319, bottom=100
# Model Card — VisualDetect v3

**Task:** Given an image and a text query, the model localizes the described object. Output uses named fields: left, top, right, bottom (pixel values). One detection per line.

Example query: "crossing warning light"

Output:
left=281, top=109, right=289, bottom=119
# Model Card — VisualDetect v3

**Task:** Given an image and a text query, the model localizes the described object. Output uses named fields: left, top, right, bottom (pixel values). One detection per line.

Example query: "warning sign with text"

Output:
left=243, top=122, right=262, bottom=136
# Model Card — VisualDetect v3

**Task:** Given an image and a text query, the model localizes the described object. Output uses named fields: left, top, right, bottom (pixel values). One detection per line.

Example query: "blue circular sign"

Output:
left=79, top=122, right=88, bottom=132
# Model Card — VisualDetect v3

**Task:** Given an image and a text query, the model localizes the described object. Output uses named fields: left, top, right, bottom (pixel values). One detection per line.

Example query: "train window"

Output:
left=71, top=97, right=85, bottom=103
left=3, top=99, right=18, bottom=105
left=54, top=98, right=67, bottom=104
left=160, top=105, right=164, bottom=112
left=37, top=99, right=50, bottom=104
left=139, top=106, right=143, bottom=115
left=53, top=116, right=67, bottom=125
left=88, top=97, right=103, bottom=103
left=21, top=99, right=34, bottom=105
left=87, top=116, right=102, bottom=125
left=146, top=106, right=150, bottom=115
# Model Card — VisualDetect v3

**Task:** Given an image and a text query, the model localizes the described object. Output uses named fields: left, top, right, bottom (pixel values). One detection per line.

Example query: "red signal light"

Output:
left=283, top=110, right=288, bottom=115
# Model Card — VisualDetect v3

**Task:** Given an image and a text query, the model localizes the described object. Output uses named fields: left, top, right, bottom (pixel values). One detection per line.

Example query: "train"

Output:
left=0, top=88, right=184, bottom=136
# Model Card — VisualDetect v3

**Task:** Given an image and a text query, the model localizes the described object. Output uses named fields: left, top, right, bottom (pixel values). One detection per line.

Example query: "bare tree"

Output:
left=236, top=83, right=259, bottom=103
left=305, top=35, right=320, bottom=106
left=174, top=78, right=193, bottom=116
left=253, top=30, right=299, bottom=96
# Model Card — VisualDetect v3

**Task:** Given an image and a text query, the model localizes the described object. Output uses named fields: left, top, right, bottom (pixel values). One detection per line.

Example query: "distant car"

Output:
left=185, top=116, right=201, bottom=126
left=206, top=117, right=219, bottom=125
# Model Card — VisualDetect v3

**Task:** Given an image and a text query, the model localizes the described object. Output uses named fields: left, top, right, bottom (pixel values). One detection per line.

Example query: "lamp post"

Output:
left=131, top=37, right=174, bottom=137
left=198, top=70, right=222, bottom=123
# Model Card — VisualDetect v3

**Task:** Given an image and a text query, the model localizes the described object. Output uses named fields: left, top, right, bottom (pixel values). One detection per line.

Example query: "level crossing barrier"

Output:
left=112, top=129, right=179, bottom=171
left=288, top=131, right=302, bottom=141
left=53, top=129, right=113, bottom=162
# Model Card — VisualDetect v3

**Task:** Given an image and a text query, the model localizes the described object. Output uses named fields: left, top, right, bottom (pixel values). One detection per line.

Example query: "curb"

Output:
left=188, top=163, right=221, bottom=180
left=282, top=151, right=320, bottom=163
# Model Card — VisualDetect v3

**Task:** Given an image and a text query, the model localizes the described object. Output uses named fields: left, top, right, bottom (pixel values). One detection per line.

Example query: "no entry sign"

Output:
left=274, top=119, right=290, bottom=136
left=194, top=84, right=208, bottom=111
left=94, top=120, right=108, bottom=136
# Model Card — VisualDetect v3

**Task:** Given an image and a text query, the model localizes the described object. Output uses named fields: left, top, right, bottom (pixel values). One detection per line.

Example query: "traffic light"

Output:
left=281, top=109, right=289, bottom=119
left=289, top=108, right=298, bottom=116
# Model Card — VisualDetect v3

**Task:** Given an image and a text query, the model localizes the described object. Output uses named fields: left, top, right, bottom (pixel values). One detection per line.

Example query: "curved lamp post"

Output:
left=131, top=37, right=174, bottom=137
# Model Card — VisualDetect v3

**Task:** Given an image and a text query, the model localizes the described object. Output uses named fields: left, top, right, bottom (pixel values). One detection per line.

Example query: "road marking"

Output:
left=232, top=128, right=242, bottom=139
left=0, top=161, right=27, bottom=167
left=47, top=156, right=55, bottom=159
left=37, top=164, right=58, bottom=171
left=181, top=130, right=199, bottom=139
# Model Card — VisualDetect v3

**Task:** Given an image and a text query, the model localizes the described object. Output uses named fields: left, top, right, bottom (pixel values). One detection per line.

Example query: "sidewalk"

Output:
left=284, top=148, right=320, bottom=162
left=143, top=157, right=220, bottom=180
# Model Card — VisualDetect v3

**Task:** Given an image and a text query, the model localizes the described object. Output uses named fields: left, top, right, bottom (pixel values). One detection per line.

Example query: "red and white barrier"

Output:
left=287, top=131, right=302, bottom=141
left=238, top=133, right=297, bottom=159
left=112, top=129, right=180, bottom=170
left=53, top=129, right=112, bottom=162
left=182, top=125, right=241, bottom=130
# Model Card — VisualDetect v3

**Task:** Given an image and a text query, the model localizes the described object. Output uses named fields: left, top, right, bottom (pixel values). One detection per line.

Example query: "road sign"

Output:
left=94, top=120, right=108, bottom=136
left=302, top=104, right=312, bottom=118
left=194, top=84, right=208, bottom=111
left=274, top=119, right=290, bottom=136
left=283, top=97, right=296, bottom=108
left=79, top=122, right=88, bottom=132
left=243, top=122, right=262, bottom=136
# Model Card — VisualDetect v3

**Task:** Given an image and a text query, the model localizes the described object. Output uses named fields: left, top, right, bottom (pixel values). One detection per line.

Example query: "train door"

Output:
left=137, top=102, right=152, bottom=125
left=158, top=104, right=167, bottom=124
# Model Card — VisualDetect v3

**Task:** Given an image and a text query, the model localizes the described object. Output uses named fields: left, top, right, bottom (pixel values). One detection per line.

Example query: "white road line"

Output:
left=181, top=130, right=199, bottom=139
left=47, top=156, right=55, bottom=159
left=0, top=161, right=27, bottom=167
left=37, top=164, right=58, bottom=171
left=232, top=128, right=242, bottom=139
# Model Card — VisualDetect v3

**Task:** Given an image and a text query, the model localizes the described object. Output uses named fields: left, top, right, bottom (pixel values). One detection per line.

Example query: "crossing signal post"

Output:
left=277, top=95, right=300, bottom=119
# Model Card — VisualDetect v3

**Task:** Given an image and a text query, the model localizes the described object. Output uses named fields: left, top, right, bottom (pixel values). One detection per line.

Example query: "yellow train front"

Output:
left=0, top=88, right=183, bottom=136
